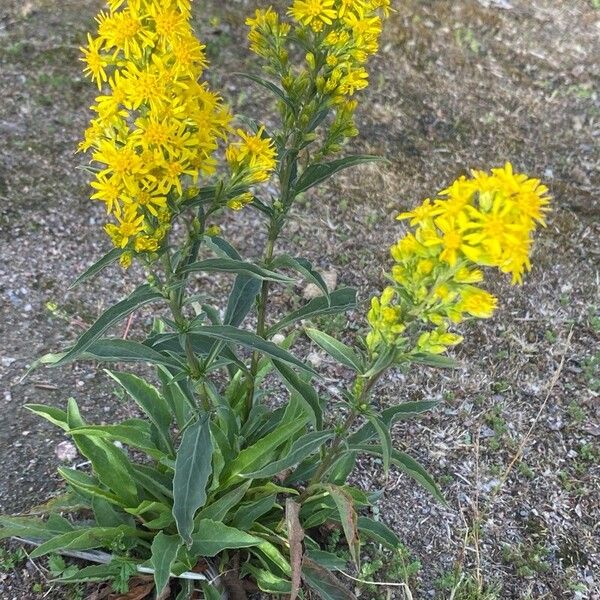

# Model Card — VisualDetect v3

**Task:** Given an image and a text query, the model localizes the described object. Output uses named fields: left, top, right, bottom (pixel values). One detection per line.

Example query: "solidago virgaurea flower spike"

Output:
left=79, top=0, right=233, bottom=265
left=366, top=163, right=551, bottom=356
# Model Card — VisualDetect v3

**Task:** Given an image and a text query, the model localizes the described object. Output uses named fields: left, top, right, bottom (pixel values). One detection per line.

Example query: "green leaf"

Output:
left=92, top=497, right=134, bottom=528
left=131, top=465, right=173, bottom=502
left=82, top=338, right=182, bottom=369
left=69, top=247, right=122, bottom=289
left=409, top=353, right=460, bottom=369
left=196, top=325, right=315, bottom=374
left=243, top=564, right=292, bottom=594
left=158, top=366, right=194, bottom=429
left=357, top=516, right=401, bottom=549
left=271, top=255, right=329, bottom=295
left=224, top=275, right=261, bottom=327
left=172, top=415, right=213, bottom=546
left=25, top=404, right=69, bottom=431
left=271, top=359, right=322, bottom=429
left=54, top=284, right=164, bottom=367
left=150, top=532, right=182, bottom=596
left=0, top=516, right=71, bottom=542
left=268, top=287, right=357, bottom=336
left=231, top=494, right=277, bottom=530
left=324, top=485, right=360, bottom=568
left=106, top=371, right=174, bottom=455
left=294, top=155, right=385, bottom=195
left=201, top=583, right=222, bottom=600
left=190, top=520, right=261, bottom=556
left=181, top=258, right=293, bottom=283
left=30, top=526, right=141, bottom=558
left=306, top=549, right=347, bottom=571
left=353, top=445, right=445, bottom=504
left=195, top=481, right=252, bottom=523
left=242, top=430, right=334, bottom=479
left=305, top=328, right=363, bottom=372
left=366, top=413, right=392, bottom=474
left=69, top=423, right=164, bottom=460
left=53, top=562, right=122, bottom=584
left=348, top=401, right=439, bottom=446
left=302, top=558, right=356, bottom=600
left=221, top=403, right=309, bottom=486
left=235, top=72, right=296, bottom=113
left=327, top=451, right=357, bottom=485
left=58, top=467, right=124, bottom=506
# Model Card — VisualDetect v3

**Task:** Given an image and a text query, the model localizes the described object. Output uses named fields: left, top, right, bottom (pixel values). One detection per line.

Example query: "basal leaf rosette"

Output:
left=367, top=163, right=551, bottom=357
left=79, top=0, right=276, bottom=266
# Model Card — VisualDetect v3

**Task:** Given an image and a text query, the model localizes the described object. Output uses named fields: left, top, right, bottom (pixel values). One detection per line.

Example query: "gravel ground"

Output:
left=0, top=0, right=599, bottom=598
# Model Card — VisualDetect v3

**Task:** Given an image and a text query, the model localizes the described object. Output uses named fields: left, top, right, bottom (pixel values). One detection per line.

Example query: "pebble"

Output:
left=303, top=269, right=338, bottom=300
left=55, top=441, right=78, bottom=462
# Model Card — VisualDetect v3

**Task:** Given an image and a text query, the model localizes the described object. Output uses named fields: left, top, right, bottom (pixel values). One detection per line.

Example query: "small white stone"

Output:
left=55, top=441, right=78, bottom=462
left=271, top=333, right=286, bottom=346
left=307, top=352, right=322, bottom=368
left=303, top=270, right=338, bottom=300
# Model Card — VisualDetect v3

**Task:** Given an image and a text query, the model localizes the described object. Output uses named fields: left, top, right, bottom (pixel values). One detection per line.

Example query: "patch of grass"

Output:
left=435, top=569, right=501, bottom=599
left=0, top=546, right=27, bottom=571
left=566, top=400, right=586, bottom=424
left=502, top=541, right=550, bottom=578
left=454, top=27, right=482, bottom=54
left=582, top=352, right=600, bottom=392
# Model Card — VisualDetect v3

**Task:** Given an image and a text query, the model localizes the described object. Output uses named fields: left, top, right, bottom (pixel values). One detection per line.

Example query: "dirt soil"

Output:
left=0, top=0, right=599, bottom=598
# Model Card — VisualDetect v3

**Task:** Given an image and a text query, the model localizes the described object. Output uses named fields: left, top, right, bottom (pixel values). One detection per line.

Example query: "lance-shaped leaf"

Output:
left=365, top=412, right=392, bottom=474
left=195, top=325, right=315, bottom=374
left=234, top=72, right=296, bottom=113
left=352, top=445, right=445, bottom=504
left=53, top=284, right=164, bottom=367
left=409, top=352, right=461, bottom=369
left=106, top=371, right=174, bottom=455
left=172, top=415, right=213, bottom=546
left=267, top=287, right=357, bottom=336
left=81, top=338, right=183, bottom=369
left=305, top=328, right=363, bottom=372
left=323, top=485, right=360, bottom=568
left=357, top=516, right=401, bottom=549
left=181, top=258, right=293, bottom=283
left=271, top=359, right=322, bottom=428
left=294, top=155, right=386, bottom=195
left=69, top=247, right=122, bottom=289
left=271, top=255, right=329, bottom=295
left=150, top=532, right=182, bottom=596
left=242, top=430, right=334, bottom=479
left=58, top=468, right=124, bottom=506
left=25, top=404, right=69, bottom=431
left=190, top=520, right=261, bottom=556
left=224, top=275, right=261, bottom=327
left=348, top=400, right=439, bottom=446
left=302, top=557, right=356, bottom=600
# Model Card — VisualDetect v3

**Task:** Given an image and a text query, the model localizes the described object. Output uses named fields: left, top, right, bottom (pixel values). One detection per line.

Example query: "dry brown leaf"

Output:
left=286, top=498, right=305, bottom=600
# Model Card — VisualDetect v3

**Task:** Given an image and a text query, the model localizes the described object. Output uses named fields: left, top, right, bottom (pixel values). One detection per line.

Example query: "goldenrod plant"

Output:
left=0, top=0, right=550, bottom=598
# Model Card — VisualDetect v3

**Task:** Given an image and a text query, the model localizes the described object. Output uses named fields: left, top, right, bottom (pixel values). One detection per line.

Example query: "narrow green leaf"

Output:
left=25, top=404, right=69, bottom=431
left=69, top=423, right=164, bottom=460
left=271, top=255, right=329, bottom=295
left=235, top=72, right=296, bottom=113
left=409, top=353, right=460, bottom=369
left=231, top=495, right=277, bottom=530
left=305, top=328, right=363, bottom=372
left=69, top=247, right=122, bottom=289
left=158, top=366, right=194, bottom=429
left=271, top=359, right=322, bottom=428
left=242, top=430, right=334, bottom=479
left=132, top=464, right=174, bottom=502
left=0, top=516, right=71, bottom=542
left=58, top=467, right=124, bottom=506
left=366, top=413, right=392, bottom=474
left=190, top=519, right=261, bottom=556
left=302, top=558, right=356, bottom=600
left=243, top=564, right=292, bottom=594
left=53, top=562, right=121, bottom=584
left=306, top=549, right=347, bottom=571
left=150, top=532, right=182, bottom=596
left=195, top=481, right=252, bottom=523
left=196, top=325, right=315, bottom=374
left=224, top=275, right=261, bottom=327
left=54, top=285, right=164, bottom=366
left=352, top=445, right=445, bottom=504
left=348, top=401, right=439, bottom=446
left=82, top=338, right=182, bottom=369
left=294, top=155, right=385, bottom=195
left=324, top=485, right=360, bottom=568
left=172, top=415, right=213, bottom=546
left=357, top=516, right=401, bottom=549
left=106, top=371, right=174, bottom=455
left=181, top=258, right=293, bottom=283
left=268, top=287, right=357, bottom=336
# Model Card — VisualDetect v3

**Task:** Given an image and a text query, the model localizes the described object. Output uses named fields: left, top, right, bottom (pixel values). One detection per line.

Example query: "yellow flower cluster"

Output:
left=245, top=1, right=391, bottom=156
left=367, top=163, right=551, bottom=355
left=79, top=0, right=233, bottom=264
